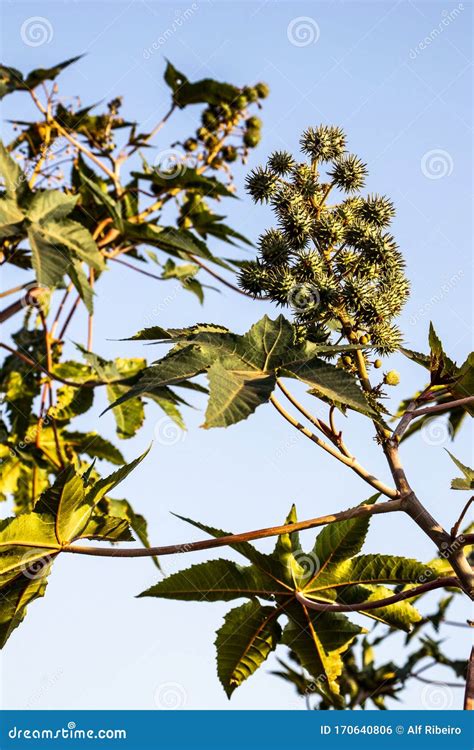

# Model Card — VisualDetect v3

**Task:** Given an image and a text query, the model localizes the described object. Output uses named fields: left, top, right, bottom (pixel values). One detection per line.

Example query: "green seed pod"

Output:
left=255, top=82, right=270, bottom=98
left=384, top=370, right=400, bottom=386
left=243, top=86, right=259, bottom=102
left=300, top=125, right=347, bottom=161
left=221, top=145, right=238, bottom=163
left=267, top=151, right=295, bottom=176
left=201, top=109, right=218, bottom=130
left=328, top=153, right=368, bottom=193
left=238, top=260, right=268, bottom=296
left=234, top=94, right=248, bottom=110
left=258, top=228, right=288, bottom=266
left=246, top=116, right=262, bottom=129
left=184, top=138, right=198, bottom=152
left=243, top=128, right=261, bottom=148
left=355, top=194, right=396, bottom=227
left=245, top=166, right=279, bottom=203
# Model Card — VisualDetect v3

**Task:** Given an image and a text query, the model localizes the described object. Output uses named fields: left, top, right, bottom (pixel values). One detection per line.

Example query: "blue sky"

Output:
left=1, top=0, right=472, bottom=710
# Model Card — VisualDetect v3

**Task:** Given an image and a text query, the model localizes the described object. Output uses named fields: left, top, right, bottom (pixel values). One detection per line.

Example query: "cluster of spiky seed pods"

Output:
left=240, top=125, right=410, bottom=371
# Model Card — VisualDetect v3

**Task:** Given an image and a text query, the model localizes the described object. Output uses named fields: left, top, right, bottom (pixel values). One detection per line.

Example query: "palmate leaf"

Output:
left=215, top=601, right=282, bottom=697
left=144, top=500, right=434, bottom=701
left=114, top=315, right=375, bottom=427
left=0, top=451, right=149, bottom=647
left=163, top=61, right=240, bottom=108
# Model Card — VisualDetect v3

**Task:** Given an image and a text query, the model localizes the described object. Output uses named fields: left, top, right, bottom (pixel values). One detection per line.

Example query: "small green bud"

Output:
left=221, top=145, right=238, bottom=163
left=342, top=355, right=352, bottom=366
left=201, top=110, right=218, bottom=130
left=255, top=82, right=270, bottom=98
left=234, top=94, right=248, bottom=110
left=243, top=86, right=259, bottom=102
left=244, top=128, right=261, bottom=148
left=374, top=359, right=383, bottom=369
left=359, top=334, right=370, bottom=344
left=384, top=370, right=400, bottom=386
left=246, top=116, right=262, bottom=129
left=184, top=138, right=198, bottom=152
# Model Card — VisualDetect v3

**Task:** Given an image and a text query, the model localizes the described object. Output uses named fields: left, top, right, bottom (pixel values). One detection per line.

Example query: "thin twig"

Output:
left=61, top=499, right=402, bottom=557
left=270, top=394, right=398, bottom=499
left=295, top=577, right=459, bottom=613
left=451, top=497, right=474, bottom=540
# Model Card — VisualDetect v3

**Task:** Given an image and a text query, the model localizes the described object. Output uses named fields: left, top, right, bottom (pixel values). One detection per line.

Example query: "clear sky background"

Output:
left=0, top=0, right=472, bottom=711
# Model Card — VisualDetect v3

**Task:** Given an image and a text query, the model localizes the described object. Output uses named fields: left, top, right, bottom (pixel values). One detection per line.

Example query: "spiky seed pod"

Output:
left=238, top=260, right=268, bottom=296
left=313, top=214, right=346, bottom=248
left=289, top=163, right=319, bottom=199
left=255, top=82, right=270, bottom=98
left=369, top=322, right=403, bottom=355
left=267, top=151, right=295, bottom=176
left=292, top=250, right=324, bottom=281
left=244, top=128, right=261, bottom=148
left=329, top=154, right=368, bottom=193
left=258, top=228, right=289, bottom=266
left=278, top=201, right=314, bottom=249
left=245, top=167, right=279, bottom=202
left=263, top=267, right=297, bottom=305
left=334, top=197, right=364, bottom=225
left=300, top=125, right=347, bottom=161
left=334, top=249, right=359, bottom=276
left=355, top=194, right=395, bottom=227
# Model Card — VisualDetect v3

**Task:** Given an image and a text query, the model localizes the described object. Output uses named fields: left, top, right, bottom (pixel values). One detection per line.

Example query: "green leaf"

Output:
left=203, top=361, right=276, bottom=428
left=0, top=194, right=25, bottom=238
left=312, top=495, right=379, bottom=570
left=62, top=431, right=125, bottom=465
left=282, top=609, right=364, bottom=698
left=23, top=56, right=83, bottom=90
left=446, top=451, right=474, bottom=490
left=67, top=258, right=95, bottom=314
left=27, top=225, right=71, bottom=287
left=139, top=559, right=276, bottom=601
left=54, top=472, right=88, bottom=544
left=163, top=61, right=239, bottom=108
left=100, top=498, right=159, bottom=567
left=80, top=514, right=134, bottom=543
left=0, top=140, right=25, bottom=195
left=32, top=218, right=104, bottom=271
left=215, top=601, right=282, bottom=697
left=305, top=554, right=437, bottom=593
left=0, top=513, right=59, bottom=587
left=84, top=449, right=150, bottom=510
left=0, top=566, right=52, bottom=648
left=332, top=584, right=422, bottom=632
left=285, top=358, right=376, bottom=417
left=26, top=190, right=78, bottom=223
